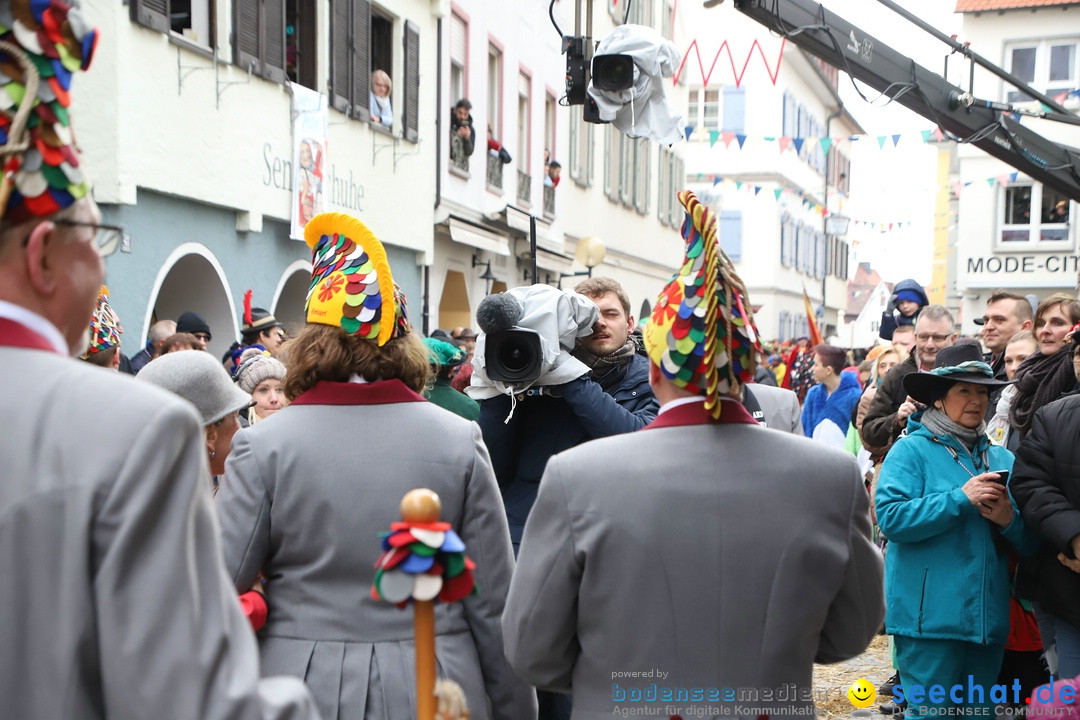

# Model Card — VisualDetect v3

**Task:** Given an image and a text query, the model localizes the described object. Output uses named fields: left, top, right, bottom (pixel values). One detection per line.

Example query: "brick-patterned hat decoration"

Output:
left=0, top=0, right=98, bottom=223
left=644, top=190, right=761, bottom=418
left=304, top=212, right=410, bottom=344
left=82, top=284, right=119, bottom=358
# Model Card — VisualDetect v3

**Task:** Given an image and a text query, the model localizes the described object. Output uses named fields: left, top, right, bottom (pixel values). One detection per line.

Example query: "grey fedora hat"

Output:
left=138, top=349, right=252, bottom=426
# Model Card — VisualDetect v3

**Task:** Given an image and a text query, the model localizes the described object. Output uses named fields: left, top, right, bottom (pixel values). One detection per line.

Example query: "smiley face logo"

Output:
left=847, top=678, right=876, bottom=708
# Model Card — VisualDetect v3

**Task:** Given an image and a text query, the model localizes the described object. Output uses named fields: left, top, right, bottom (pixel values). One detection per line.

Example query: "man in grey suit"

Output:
left=502, top=191, right=883, bottom=720
left=743, top=382, right=804, bottom=434
left=0, top=5, right=319, bottom=718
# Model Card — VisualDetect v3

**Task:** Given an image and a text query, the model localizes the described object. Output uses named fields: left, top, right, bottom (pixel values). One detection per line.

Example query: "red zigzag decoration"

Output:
left=673, top=37, right=787, bottom=88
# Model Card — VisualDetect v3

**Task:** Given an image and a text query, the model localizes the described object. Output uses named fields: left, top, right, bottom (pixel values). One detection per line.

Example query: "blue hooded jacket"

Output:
left=879, top=278, right=929, bottom=341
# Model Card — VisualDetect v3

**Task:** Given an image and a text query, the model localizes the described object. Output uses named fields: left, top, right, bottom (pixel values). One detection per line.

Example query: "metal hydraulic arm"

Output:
left=732, top=0, right=1080, bottom=202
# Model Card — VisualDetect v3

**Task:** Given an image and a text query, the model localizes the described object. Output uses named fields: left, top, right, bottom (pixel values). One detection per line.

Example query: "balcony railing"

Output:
left=486, top=153, right=503, bottom=191
left=543, top=185, right=555, bottom=218
left=517, top=170, right=531, bottom=205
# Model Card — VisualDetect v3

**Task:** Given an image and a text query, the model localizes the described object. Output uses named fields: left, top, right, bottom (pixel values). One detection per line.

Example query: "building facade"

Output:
left=953, top=0, right=1080, bottom=333
left=83, top=0, right=438, bottom=360
left=677, top=1, right=860, bottom=343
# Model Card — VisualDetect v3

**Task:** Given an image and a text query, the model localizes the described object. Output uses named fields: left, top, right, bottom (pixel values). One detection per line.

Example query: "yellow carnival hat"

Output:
left=644, top=190, right=761, bottom=418
left=303, top=212, right=409, bottom=345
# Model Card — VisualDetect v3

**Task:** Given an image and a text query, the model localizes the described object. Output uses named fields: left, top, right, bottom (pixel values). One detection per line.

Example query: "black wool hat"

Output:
left=176, top=311, right=212, bottom=339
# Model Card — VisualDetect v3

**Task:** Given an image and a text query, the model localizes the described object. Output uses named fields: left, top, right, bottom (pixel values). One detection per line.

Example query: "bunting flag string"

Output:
left=690, top=174, right=916, bottom=233
left=681, top=127, right=949, bottom=150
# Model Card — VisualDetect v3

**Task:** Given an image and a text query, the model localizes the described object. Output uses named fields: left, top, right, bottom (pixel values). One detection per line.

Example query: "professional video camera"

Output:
left=468, top=285, right=598, bottom=398
left=562, top=23, right=683, bottom=144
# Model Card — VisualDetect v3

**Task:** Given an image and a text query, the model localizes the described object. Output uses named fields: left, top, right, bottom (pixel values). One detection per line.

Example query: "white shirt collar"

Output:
left=0, top=299, right=70, bottom=355
left=658, top=395, right=707, bottom=415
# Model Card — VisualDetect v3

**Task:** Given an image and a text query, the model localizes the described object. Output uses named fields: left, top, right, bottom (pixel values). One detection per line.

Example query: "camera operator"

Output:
left=477, top=278, right=657, bottom=555
left=474, top=277, right=656, bottom=720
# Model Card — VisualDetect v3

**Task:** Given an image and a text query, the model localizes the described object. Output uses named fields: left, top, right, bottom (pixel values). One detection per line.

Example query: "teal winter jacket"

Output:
left=875, top=414, right=1039, bottom=645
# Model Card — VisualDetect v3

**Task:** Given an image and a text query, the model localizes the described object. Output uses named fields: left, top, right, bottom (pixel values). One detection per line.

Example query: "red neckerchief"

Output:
left=0, top=316, right=59, bottom=353
left=289, top=379, right=427, bottom=406
left=644, top=398, right=757, bottom=430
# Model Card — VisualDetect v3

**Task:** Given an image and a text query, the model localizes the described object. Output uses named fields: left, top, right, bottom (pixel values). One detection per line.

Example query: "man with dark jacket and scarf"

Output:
left=475, top=277, right=657, bottom=720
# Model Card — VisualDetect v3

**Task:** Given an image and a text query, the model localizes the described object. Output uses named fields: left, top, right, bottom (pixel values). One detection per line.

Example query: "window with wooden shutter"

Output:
left=351, top=0, right=371, bottom=119
left=403, top=20, right=420, bottom=143
left=331, top=0, right=351, bottom=113
left=130, top=0, right=171, bottom=35
left=234, top=0, right=286, bottom=83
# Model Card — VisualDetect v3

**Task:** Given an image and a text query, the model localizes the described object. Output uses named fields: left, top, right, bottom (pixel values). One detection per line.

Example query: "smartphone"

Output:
left=988, top=469, right=1010, bottom=486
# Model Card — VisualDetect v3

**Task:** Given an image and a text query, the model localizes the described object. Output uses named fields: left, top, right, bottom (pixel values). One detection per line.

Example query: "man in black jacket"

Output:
left=450, top=98, right=476, bottom=171
left=1011, top=346, right=1080, bottom=680
left=862, top=305, right=956, bottom=451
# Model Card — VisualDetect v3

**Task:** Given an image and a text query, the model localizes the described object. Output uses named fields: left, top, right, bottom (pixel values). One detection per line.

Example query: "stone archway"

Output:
left=146, top=244, right=237, bottom=361
left=272, top=260, right=313, bottom=338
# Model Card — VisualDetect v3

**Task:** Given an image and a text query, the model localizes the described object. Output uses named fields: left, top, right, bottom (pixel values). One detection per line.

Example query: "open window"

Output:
left=286, top=0, right=316, bottom=89
left=999, top=183, right=1072, bottom=245
left=131, top=0, right=216, bottom=51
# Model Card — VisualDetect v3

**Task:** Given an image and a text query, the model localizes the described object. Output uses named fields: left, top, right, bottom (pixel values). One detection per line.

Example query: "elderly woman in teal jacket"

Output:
left=876, top=344, right=1039, bottom=716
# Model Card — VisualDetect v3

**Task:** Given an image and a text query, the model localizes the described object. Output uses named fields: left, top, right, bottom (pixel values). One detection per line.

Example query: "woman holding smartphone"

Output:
left=876, top=343, right=1038, bottom=717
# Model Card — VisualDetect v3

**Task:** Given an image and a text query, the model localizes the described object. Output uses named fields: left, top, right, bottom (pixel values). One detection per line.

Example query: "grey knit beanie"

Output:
left=233, top=347, right=287, bottom=394
left=137, top=349, right=252, bottom=426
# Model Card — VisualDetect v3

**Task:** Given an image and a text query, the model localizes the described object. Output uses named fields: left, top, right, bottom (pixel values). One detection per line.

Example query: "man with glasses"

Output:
left=177, top=310, right=213, bottom=350
left=0, top=3, right=319, bottom=718
left=862, top=304, right=957, bottom=458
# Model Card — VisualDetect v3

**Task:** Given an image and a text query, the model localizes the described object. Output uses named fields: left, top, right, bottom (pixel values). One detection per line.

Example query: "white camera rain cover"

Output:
left=587, top=24, right=684, bottom=145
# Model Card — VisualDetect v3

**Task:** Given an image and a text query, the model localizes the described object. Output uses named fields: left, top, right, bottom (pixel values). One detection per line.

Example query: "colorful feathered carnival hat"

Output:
left=83, top=284, right=119, bottom=358
left=0, top=0, right=98, bottom=223
left=303, top=212, right=410, bottom=344
left=644, top=190, right=761, bottom=418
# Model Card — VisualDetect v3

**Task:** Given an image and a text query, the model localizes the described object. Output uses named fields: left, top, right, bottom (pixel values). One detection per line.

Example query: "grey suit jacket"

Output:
left=216, top=380, right=536, bottom=720
left=502, top=402, right=883, bottom=720
left=0, top=345, right=318, bottom=720
left=744, top=383, right=804, bottom=435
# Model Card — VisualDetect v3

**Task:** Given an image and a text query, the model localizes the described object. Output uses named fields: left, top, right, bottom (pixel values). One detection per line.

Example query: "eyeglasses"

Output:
left=52, top=220, right=128, bottom=257
left=192, top=332, right=212, bottom=342
left=915, top=333, right=952, bottom=343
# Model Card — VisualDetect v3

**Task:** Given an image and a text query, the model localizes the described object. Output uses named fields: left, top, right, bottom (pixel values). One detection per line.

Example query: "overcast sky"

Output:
left=816, top=0, right=963, bottom=286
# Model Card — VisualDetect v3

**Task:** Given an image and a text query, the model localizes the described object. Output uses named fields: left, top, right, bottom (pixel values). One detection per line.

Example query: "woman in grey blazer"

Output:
left=215, top=212, right=536, bottom=720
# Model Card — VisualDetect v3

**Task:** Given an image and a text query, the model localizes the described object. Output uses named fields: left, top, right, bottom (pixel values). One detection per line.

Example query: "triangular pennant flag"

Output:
left=792, top=137, right=804, bottom=154
left=951, top=182, right=963, bottom=197
left=877, top=136, right=887, bottom=149
left=932, top=127, right=945, bottom=142
left=684, top=126, right=693, bottom=142
left=736, top=134, right=747, bottom=149
left=722, top=131, right=735, bottom=148
left=753, top=185, right=762, bottom=196
left=996, top=174, right=1010, bottom=186
left=1009, top=172, right=1018, bottom=182
left=778, top=137, right=792, bottom=153
left=889, top=223, right=894, bottom=231
left=764, top=136, right=776, bottom=143
left=921, top=130, right=932, bottom=143
left=891, top=134, right=901, bottom=147
left=708, top=129, right=720, bottom=147
left=735, top=181, right=744, bottom=191
left=713, top=176, right=722, bottom=186
left=773, top=188, right=782, bottom=201
left=819, top=137, right=832, bottom=155
left=987, top=177, right=996, bottom=187
left=695, top=173, right=705, bottom=180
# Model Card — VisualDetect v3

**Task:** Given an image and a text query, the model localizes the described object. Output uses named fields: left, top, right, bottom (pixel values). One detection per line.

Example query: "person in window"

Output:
left=369, top=69, right=393, bottom=128
left=1047, top=199, right=1069, bottom=224
left=544, top=160, right=561, bottom=188
left=450, top=99, right=476, bottom=169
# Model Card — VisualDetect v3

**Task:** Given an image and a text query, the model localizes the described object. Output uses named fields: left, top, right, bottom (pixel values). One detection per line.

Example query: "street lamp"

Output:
left=559, top=237, right=607, bottom=288
left=472, top=254, right=497, bottom=295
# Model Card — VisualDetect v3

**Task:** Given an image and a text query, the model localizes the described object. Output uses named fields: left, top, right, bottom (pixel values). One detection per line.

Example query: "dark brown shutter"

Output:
left=351, top=0, right=372, bottom=119
left=130, top=0, right=169, bottom=34
left=262, top=0, right=286, bottom=84
left=330, top=0, right=351, bottom=113
left=235, top=0, right=262, bottom=75
left=403, top=20, right=420, bottom=143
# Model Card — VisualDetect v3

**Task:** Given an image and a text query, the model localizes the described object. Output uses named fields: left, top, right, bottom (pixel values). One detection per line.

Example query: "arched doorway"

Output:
left=438, top=270, right=471, bottom=331
left=272, top=261, right=313, bottom=339
left=146, top=244, right=237, bottom=361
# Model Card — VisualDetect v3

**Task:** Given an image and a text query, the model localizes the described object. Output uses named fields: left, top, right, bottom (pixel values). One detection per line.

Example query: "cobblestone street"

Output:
left=813, top=635, right=893, bottom=718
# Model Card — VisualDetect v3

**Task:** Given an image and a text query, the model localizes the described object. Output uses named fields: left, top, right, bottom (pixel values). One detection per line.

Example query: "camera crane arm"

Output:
left=731, top=0, right=1080, bottom=202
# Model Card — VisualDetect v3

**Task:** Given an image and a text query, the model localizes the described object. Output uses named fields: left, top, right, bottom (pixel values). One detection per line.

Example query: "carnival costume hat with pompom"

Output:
left=82, top=284, right=119, bottom=358
left=0, top=0, right=98, bottom=222
left=644, top=190, right=761, bottom=419
left=303, top=212, right=410, bottom=343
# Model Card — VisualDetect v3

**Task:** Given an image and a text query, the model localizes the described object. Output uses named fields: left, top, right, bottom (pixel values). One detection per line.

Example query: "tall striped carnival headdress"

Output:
left=644, top=190, right=761, bottom=419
